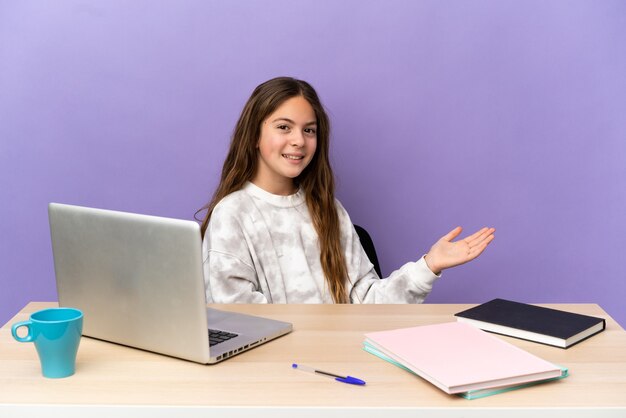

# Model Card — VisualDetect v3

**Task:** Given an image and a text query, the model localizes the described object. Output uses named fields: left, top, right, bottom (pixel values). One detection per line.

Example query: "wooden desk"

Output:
left=1, top=302, right=625, bottom=417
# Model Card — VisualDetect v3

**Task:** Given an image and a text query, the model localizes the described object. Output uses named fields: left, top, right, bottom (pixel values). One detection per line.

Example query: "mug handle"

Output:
left=11, top=321, right=34, bottom=343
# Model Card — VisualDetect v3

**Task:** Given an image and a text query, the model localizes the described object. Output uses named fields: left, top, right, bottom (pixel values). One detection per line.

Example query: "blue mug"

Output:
left=11, top=307, right=83, bottom=378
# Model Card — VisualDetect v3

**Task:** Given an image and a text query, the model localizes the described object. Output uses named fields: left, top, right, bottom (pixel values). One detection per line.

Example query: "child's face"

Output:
left=253, top=96, right=318, bottom=195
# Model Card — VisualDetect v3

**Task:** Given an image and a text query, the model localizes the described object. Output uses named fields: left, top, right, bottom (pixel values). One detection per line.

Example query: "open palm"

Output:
left=424, top=226, right=495, bottom=274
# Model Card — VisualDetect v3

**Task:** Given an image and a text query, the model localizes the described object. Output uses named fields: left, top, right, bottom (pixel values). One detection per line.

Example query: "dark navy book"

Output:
left=455, top=298, right=606, bottom=349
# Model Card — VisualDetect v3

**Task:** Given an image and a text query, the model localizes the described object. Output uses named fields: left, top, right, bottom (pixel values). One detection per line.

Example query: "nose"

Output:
left=290, top=131, right=305, bottom=147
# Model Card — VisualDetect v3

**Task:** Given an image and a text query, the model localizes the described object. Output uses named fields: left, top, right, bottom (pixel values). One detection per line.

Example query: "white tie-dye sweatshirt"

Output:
left=202, top=182, right=440, bottom=304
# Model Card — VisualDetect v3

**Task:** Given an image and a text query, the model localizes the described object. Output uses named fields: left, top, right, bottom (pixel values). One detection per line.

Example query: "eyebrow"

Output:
left=271, top=117, right=317, bottom=126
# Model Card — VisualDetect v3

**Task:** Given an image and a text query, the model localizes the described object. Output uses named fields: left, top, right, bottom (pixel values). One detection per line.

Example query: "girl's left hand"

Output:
left=424, top=226, right=495, bottom=275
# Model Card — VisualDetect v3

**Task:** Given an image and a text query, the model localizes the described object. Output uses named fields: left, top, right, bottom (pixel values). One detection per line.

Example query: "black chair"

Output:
left=353, top=224, right=383, bottom=278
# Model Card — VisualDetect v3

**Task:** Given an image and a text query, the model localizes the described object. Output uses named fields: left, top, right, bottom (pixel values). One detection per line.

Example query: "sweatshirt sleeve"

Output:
left=336, top=202, right=441, bottom=304
left=202, top=199, right=269, bottom=304
left=350, top=255, right=441, bottom=304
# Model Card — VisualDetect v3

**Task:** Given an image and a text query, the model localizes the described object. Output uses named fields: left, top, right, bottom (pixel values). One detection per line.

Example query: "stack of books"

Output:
left=364, top=300, right=606, bottom=399
left=364, top=321, right=568, bottom=400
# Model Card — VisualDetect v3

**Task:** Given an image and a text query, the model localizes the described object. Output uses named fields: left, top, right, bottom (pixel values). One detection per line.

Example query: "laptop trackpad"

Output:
left=206, top=307, right=291, bottom=341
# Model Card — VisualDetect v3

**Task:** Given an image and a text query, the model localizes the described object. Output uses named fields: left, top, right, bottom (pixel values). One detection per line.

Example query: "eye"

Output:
left=276, top=124, right=290, bottom=132
left=304, top=127, right=317, bottom=136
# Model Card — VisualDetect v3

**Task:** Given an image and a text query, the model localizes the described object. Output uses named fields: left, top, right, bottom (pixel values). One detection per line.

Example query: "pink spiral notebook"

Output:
left=364, top=321, right=562, bottom=394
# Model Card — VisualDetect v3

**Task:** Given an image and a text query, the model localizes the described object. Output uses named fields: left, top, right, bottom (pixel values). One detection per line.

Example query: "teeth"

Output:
left=283, top=154, right=303, bottom=160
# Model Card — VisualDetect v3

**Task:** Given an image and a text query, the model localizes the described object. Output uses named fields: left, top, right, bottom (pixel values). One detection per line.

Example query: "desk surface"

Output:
left=1, top=302, right=625, bottom=417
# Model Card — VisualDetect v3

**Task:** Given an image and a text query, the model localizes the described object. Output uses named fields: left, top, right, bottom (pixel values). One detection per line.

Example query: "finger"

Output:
left=466, top=227, right=495, bottom=247
left=441, top=226, right=463, bottom=242
left=463, top=227, right=490, bottom=243
left=468, top=234, right=495, bottom=257
left=468, top=235, right=493, bottom=251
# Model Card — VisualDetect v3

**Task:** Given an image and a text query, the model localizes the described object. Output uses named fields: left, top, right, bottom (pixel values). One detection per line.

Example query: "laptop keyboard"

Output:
left=209, top=329, right=239, bottom=347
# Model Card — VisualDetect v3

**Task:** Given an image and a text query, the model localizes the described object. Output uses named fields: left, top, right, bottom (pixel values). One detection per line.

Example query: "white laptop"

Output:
left=48, top=202, right=292, bottom=364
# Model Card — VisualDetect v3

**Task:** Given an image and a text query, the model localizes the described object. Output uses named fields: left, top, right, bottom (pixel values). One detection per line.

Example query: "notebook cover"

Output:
left=363, top=342, right=568, bottom=400
left=454, top=298, right=606, bottom=346
left=364, top=321, right=562, bottom=394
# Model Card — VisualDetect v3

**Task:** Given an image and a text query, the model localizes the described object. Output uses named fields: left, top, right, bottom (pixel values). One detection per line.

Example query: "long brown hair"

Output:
left=197, top=77, right=349, bottom=303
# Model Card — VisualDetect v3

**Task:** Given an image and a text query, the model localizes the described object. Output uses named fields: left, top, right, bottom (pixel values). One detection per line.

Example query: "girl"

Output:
left=198, top=77, right=495, bottom=304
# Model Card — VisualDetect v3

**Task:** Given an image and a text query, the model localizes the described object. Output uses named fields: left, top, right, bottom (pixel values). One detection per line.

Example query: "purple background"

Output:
left=1, top=1, right=625, bottom=327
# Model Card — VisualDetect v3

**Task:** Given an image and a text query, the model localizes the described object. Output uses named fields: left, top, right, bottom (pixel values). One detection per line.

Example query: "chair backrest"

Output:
left=353, top=224, right=383, bottom=278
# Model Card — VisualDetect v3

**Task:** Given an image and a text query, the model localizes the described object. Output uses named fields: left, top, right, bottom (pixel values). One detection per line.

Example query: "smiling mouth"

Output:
left=282, top=154, right=304, bottom=160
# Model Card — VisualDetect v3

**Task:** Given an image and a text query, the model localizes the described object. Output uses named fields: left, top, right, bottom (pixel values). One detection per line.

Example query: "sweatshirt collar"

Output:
left=243, top=181, right=306, bottom=208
